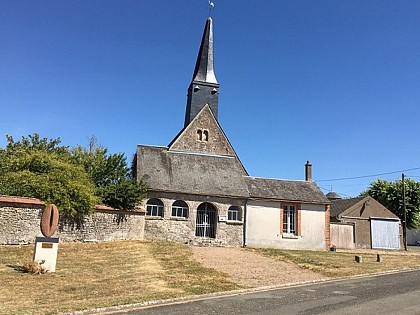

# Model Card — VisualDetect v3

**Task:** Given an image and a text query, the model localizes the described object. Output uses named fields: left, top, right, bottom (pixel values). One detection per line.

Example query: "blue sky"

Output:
left=1, top=1, right=420, bottom=198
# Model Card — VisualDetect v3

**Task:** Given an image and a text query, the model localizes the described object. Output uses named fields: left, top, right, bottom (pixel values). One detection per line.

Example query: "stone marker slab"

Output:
left=33, top=237, right=59, bottom=272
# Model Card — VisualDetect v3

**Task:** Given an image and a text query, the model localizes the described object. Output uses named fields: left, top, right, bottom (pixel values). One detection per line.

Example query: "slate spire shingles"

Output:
left=191, top=17, right=218, bottom=84
left=184, top=17, right=220, bottom=127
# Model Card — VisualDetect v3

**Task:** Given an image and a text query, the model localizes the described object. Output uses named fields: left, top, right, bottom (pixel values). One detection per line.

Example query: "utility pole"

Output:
left=402, top=173, right=407, bottom=251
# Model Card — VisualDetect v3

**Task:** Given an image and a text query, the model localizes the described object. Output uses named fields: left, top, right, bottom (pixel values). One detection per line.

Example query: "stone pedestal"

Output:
left=33, top=237, right=59, bottom=272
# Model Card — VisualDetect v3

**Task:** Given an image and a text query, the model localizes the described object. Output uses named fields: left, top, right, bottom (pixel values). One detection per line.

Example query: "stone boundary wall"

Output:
left=0, top=196, right=146, bottom=245
left=59, top=206, right=146, bottom=242
left=0, top=196, right=46, bottom=245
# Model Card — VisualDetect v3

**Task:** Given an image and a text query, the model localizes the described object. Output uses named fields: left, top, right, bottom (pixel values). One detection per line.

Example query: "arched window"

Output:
left=171, top=200, right=189, bottom=218
left=203, top=130, right=209, bottom=141
left=228, top=206, right=241, bottom=221
left=146, top=198, right=164, bottom=217
left=197, top=129, right=203, bottom=141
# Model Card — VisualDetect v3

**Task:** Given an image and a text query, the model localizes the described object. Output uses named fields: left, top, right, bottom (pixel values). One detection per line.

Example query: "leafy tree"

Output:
left=0, top=134, right=98, bottom=217
left=364, top=178, right=420, bottom=230
left=0, top=133, right=146, bottom=214
left=71, top=136, right=147, bottom=210
left=99, top=178, right=146, bottom=211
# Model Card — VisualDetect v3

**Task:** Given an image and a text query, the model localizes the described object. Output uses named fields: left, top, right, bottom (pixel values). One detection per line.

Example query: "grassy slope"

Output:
left=0, top=241, right=241, bottom=315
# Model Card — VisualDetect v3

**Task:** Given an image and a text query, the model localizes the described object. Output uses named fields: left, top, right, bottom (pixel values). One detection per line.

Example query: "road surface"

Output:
left=99, top=269, right=420, bottom=315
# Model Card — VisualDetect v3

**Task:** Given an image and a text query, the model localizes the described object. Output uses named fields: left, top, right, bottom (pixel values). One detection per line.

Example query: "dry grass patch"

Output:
left=251, top=248, right=420, bottom=277
left=148, top=241, right=243, bottom=294
left=0, top=241, right=240, bottom=315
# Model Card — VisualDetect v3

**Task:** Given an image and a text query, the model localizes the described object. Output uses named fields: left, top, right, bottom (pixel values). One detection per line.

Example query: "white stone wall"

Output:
left=246, top=200, right=326, bottom=250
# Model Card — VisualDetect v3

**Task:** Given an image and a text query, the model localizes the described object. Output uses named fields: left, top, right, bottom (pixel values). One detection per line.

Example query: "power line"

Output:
left=316, top=166, right=420, bottom=182
left=318, top=185, right=354, bottom=198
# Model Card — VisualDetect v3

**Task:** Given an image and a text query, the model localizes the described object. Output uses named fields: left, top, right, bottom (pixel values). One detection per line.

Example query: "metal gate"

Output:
left=371, top=218, right=400, bottom=249
left=195, top=203, right=216, bottom=238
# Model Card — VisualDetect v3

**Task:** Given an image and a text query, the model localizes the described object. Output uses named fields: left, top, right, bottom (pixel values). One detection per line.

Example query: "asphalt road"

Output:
left=101, top=270, right=420, bottom=315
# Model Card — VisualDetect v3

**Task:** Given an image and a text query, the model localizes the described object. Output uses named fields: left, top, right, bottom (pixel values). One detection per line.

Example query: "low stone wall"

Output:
left=59, top=207, right=145, bottom=242
left=0, top=196, right=145, bottom=244
left=0, top=196, right=45, bottom=245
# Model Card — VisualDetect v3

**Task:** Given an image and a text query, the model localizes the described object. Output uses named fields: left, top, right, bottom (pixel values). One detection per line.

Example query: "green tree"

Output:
left=71, top=136, right=147, bottom=210
left=0, top=134, right=98, bottom=217
left=364, top=178, right=420, bottom=230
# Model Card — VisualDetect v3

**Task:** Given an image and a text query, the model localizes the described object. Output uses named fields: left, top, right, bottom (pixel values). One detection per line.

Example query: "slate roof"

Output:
left=137, top=146, right=330, bottom=204
left=326, top=191, right=341, bottom=200
left=245, top=177, right=330, bottom=204
left=136, top=145, right=249, bottom=198
left=330, top=197, right=364, bottom=218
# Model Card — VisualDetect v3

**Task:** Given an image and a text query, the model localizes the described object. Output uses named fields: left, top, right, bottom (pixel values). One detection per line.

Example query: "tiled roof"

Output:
left=0, top=195, right=45, bottom=205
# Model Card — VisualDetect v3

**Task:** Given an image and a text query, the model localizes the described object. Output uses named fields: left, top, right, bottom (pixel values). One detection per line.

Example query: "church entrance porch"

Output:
left=195, top=203, right=216, bottom=238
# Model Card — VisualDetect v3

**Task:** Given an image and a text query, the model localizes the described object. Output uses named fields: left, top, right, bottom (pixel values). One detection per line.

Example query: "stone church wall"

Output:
left=144, top=192, right=244, bottom=247
left=169, top=105, right=235, bottom=156
left=0, top=197, right=145, bottom=244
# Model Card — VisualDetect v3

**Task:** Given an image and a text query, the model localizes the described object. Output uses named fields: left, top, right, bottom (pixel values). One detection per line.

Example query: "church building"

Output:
left=134, top=17, right=330, bottom=250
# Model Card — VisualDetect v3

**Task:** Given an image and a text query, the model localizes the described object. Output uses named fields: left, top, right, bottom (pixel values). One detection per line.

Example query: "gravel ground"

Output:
left=191, top=246, right=327, bottom=288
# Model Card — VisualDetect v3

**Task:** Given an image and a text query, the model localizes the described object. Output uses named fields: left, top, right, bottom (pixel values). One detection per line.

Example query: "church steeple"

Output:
left=184, top=17, right=220, bottom=128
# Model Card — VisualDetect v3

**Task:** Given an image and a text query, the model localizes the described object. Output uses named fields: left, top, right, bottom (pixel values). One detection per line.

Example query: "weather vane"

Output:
left=208, top=1, right=215, bottom=17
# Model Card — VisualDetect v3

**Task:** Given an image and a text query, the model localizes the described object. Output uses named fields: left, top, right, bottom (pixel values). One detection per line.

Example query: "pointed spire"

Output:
left=192, top=17, right=218, bottom=84
left=184, top=17, right=220, bottom=127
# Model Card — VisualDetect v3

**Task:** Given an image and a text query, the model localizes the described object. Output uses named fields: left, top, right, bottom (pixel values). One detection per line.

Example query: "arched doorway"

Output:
left=195, top=203, right=216, bottom=238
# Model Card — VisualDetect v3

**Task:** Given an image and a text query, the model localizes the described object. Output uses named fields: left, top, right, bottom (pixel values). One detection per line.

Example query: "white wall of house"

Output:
left=246, top=200, right=326, bottom=250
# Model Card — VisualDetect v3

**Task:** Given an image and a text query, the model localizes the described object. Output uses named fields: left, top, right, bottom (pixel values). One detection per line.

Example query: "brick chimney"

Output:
left=305, top=160, right=312, bottom=181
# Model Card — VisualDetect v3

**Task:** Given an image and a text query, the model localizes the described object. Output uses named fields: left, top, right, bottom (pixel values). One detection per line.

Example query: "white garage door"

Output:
left=371, top=219, right=400, bottom=249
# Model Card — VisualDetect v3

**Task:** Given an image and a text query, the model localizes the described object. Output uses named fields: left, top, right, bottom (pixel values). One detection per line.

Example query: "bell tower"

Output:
left=184, top=17, right=219, bottom=127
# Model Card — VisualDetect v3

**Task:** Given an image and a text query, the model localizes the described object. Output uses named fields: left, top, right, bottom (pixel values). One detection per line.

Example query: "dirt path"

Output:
left=191, top=246, right=327, bottom=288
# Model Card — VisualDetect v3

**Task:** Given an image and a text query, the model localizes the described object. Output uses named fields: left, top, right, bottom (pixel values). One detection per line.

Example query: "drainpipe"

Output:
left=243, top=199, right=248, bottom=247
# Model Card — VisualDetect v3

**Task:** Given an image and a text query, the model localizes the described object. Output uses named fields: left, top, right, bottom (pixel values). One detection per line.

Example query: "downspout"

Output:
left=243, top=198, right=248, bottom=247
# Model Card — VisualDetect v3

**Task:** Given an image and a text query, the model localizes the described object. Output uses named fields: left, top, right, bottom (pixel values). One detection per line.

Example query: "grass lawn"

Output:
left=0, top=241, right=241, bottom=315
left=251, top=248, right=420, bottom=277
